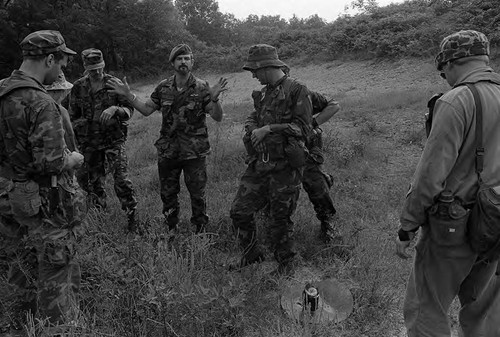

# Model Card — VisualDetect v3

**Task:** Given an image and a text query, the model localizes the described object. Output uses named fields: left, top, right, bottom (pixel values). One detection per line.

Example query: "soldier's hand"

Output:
left=100, top=106, right=118, bottom=124
left=209, top=77, right=228, bottom=101
left=107, top=76, right=131, bottom=97
left=251, top=126, right=271, bottom=148
left=254, top=142, right=267, bottom=153
left=395, top=229, right=416, bottom=259
left=66, top=151, right=84, bottom=169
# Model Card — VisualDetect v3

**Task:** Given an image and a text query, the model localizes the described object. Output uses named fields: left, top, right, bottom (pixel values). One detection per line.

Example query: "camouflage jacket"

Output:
left=244, top=75, right=312, bottom=162
left=0, top=70, right=68, bottom=182
left=150, top=73, right=213, bottom=160
left=70, top=73, right=133, bottom=150
left=308, top=91, right=339, bottom=163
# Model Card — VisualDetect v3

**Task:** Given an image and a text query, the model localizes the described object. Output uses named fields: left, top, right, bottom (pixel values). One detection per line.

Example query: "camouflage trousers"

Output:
left=230, top=160, right=302, bottom=264
left=302, top=158, right=336, bottom=222
left=0, top=176, right=86, bottom=326
left=77, top=143, right=137, bottom=212
left=158, top=156, right=208, bottom=229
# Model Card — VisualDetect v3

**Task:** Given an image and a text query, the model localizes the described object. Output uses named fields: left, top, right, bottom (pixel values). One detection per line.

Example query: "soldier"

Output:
left=70, top=48, right=138, bottom=232
left=263, top=89, right=342, bottom=243
left=45, top=71, right=78, bottom=152
left=396, top=30, right=500, bottom=336
left=305, top=91, right=341, bottom=242
left=107, top=44, right=227, bottom=233
left=0, top=30, right=86, bottom=332
left=230, top=44, right=313, bottom=275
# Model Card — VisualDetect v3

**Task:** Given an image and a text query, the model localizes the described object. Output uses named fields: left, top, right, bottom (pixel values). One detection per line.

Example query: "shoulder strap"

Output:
left=465, top=83, right=484, bottom=182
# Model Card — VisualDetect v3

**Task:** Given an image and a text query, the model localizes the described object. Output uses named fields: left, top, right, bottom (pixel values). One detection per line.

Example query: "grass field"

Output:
left=4, top=57, right=483, bottom=336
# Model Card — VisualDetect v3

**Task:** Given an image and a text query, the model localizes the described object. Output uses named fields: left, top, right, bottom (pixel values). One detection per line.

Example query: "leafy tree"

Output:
left=175, top=0, right=231, bottom=45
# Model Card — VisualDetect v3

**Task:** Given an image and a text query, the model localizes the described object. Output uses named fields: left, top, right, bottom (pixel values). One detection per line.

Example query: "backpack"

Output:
left=465, top=83, right=500, bottom=261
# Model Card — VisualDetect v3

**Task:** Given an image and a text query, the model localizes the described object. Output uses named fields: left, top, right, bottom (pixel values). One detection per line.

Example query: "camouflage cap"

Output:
left=169, top=44, right=193, bottom=63
left=20, top=30, right=76, bottom=57
left=82, top=48, right=105, bottom=70
left=435, top=30, right=490, bottom=71
left=44, top=71, right=73, bottom=91
left=243, top=44, right=287, bottom=71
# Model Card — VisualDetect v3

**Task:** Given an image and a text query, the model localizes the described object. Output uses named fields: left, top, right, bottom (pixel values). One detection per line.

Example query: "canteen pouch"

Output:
left=468, top=184, right=500, bottom=261
left=285, top=137, right=307, bottom=168
left=428, top=197, right=470, bottom=247
left=9, top=180, right=41, bottom=218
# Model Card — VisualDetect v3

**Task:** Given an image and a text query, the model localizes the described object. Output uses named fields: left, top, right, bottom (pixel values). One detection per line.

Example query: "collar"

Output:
left=266, top=74, right=288, bottom=91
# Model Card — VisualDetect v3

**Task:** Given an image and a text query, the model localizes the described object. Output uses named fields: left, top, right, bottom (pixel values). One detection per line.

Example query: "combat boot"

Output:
left=229, top=245, right=265, bottom=271
left=320, top=215, right=343, bottom=244
left=126, top=208, right=139, bottom=234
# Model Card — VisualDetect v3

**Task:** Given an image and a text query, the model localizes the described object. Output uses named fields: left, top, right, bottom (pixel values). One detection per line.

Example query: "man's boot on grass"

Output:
left=229, top=230, right=265, bottom=271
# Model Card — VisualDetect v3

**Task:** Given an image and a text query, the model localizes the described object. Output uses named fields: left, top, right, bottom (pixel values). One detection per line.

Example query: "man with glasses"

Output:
left=0, top=30, right=85, bottom=333
left=70, top=48, right=138, bottom=233
left=396, top=30, right=500, bottom=336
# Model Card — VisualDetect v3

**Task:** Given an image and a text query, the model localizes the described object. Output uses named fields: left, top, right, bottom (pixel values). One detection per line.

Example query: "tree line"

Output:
left=0, top=0, right=499, bottom=81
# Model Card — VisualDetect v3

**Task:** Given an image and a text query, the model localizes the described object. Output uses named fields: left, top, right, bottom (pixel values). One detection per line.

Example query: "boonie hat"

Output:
left=243, top=44, right=287, bottom=71
left=82, top=48, right=105, bottom=71
left=20, top=30, right=76, bottom=57
left=169, top=44, right=193, bottom=63
left=435, top=30, right=490, bottom=71
left=45, top=72, right=73, bottom=91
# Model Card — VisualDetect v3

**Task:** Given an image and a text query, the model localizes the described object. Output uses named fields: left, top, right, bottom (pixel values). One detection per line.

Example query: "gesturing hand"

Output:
left=107, top=76, right=131, bottom=97
left=209, top=77, right=228, bottom=101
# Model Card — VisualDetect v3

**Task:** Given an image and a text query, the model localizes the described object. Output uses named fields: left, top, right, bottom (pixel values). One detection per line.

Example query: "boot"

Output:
left=229, top=245, right=265, bottom=271
left=320, top=216, right=343, bottom=244
left=126, top=208, right=139, bottom=234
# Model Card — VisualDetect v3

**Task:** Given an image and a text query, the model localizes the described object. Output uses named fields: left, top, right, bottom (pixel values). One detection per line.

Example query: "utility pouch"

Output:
left=468, top=184, right=500, bottom=261
left=265, top=133, right=286, bottom=161
left=285, top=137, right=307, bottom=168
left=428, top=195, right=470, bottom=247
left=243, top=133, right=257, bottom=156
left=8, top=180, right=41, bottom=218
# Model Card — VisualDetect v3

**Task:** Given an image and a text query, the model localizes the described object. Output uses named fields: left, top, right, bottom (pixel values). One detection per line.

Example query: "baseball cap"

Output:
left=20, top=30, right=76, bottom=57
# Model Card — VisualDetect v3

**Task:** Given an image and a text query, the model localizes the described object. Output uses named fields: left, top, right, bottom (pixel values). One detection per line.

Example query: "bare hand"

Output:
left=100, top=106, right=118, bottom=124
left=251, top=126, right=271, bottom=148
left=107, top=76, right=131, bottom=97
left=395, top=231, right=416, bottom=259
left=209, top=77, right=228, bottom=101
left=67, top=151, right=84, bottom=169
left=254, top=142, right=267, bottom=153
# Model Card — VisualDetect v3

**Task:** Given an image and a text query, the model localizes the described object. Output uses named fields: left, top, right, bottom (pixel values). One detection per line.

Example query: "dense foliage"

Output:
left=1, top=0, right=499, bottom=79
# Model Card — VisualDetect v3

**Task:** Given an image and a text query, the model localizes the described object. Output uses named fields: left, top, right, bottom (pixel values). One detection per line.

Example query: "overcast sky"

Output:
left=217, top=0, right=405, bottom=22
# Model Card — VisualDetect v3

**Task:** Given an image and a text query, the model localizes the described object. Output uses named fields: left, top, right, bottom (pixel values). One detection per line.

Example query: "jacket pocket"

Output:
left=9, top=180, right=41, bottom=218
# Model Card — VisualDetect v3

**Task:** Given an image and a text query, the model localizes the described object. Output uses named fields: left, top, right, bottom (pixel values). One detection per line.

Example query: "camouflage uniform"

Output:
left=231, top=44, right=312, bottom=270
left=305, top=92, right=338, bottom=237
left=0, top=30, right=85, bottom=327
left=70, top=54, right=137, bottom=215
left=150, top=73, right=213, bottom=231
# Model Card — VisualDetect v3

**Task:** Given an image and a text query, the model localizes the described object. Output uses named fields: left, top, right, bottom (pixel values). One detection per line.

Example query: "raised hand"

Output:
left=107, top=76, right=131, bottom=97
left=209, top=77, right=228, bottom=101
